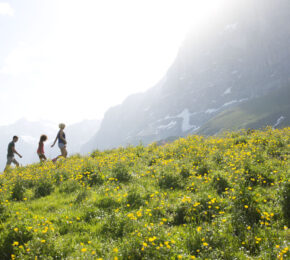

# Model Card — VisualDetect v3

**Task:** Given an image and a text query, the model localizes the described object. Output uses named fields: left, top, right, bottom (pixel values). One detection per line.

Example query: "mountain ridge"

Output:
left=83, top=0, right=290, bottom=152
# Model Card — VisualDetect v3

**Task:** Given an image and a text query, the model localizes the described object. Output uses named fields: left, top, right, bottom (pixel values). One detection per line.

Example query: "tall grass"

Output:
left=0, top=127, right=289, bottom=259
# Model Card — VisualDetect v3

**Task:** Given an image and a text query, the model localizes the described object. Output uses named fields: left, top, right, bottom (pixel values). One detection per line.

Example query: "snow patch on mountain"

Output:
left=273, top=116, right=285, bottom=128
left=223, top=100, right=238, bottom=107
left=190, top=126, right=200, bottom=133
left=177, top=109, right=195, bottom=132
left=206, top=98, right=249, bottom=114
left=223, top=98, right=248, bottom=107
left=206, top=108, right=219, bottom=114
left=158, top=121, right=176, bottom=130
left=223, top=87, right=232, bottom=95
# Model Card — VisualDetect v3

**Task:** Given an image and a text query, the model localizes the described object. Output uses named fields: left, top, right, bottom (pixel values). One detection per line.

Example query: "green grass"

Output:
left=0, top=127, right=289, bottom=259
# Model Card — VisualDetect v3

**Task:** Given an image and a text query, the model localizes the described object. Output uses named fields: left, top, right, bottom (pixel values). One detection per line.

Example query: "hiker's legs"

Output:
left=12, top=158, right=19, bottom=167
left=60, top=146, right=67, bottom=158
left=4, top=164, right=10, bottom=172
left=4, top=156, right=17, bottom=171
left=52, top=146, right=67, bottom=162
left=38, top=154, right=47, bottom=162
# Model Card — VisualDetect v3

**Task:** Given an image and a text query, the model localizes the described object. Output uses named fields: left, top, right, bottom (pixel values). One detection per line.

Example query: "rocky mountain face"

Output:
left=0, top=119, right=100, bottom=170
left=84, top=0, right=290, bottom=151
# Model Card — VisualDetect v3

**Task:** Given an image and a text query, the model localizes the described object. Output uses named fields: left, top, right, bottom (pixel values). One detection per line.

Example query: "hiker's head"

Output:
left=40, top=135, right=48, bottom=142
left=13, top=136, right=19, bottom=142
left=59, top=123, right=66, bottom=130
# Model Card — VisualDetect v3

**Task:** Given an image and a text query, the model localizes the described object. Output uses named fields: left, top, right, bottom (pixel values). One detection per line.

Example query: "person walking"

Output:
left=37, top=135, right=48, bottom=162
left=51, top=123, right=67, bottom=162
left=4, top=136, right=22, bottom=171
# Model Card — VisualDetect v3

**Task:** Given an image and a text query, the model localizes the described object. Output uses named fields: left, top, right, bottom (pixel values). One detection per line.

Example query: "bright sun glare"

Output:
left=0, top=0, right=230, bottom=125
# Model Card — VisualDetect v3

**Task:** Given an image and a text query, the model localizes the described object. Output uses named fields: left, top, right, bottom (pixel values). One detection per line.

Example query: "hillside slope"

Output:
left=198, top=86, right=290, bottom=135
left=1, top=128, right=289, bottom=259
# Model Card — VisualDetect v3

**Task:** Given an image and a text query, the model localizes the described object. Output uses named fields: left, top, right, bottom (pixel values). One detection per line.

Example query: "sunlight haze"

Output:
left=0, top=0, right=226, bottom=125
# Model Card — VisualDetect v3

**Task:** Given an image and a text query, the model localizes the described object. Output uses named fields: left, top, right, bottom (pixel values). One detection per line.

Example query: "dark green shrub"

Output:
left=0, top=200, right=6, bottom=221
left=59, top=179, right=81, bottom=194
left=186, top=231, right=202, bottom=255
left=212, top=174, right=229, bottom=195
left=244, top=163, right=273, bottom=187
left=244, top=162, right=263, bottom=185
left=158, top=172, right=182, bottom=190
left=186, top=228, right=232, bottom=259
left=234, top=137, right=247, bottom=145
left=83, top=207, right=104, bottom=223
left=87, top=172, right=104, bottom=186
left=120, top=233, right=172, bottom=260
left=173, top=197, right=223, bottom=225
left=119, top=237, right=144, bottom=260
left=81, top=161, right=97, bottom=175
left=0, top=201, right=5, bottom=215
left=196, top=164, right=210, bottom=176
left=148, top=156, right=158, bottom=166
left=81, top=161, right=104, bottom=186
left=260, top=174, right=274, bottom=187
left=180, top=167, right=190, bottom=178
left=281, top=183, right=290, bottom=226
left=126, top=190, right=144, bottom=209
left=95, top=197, right=120, bottom=210
left=212, top=152, right=223, bottom=165
left=112, top=163, right=131, bottom=182
left=231, top=190, right=261, bottom=235
left=34, top=179, right=54, bottom=198
left=173, top=203, right=191, bottom=225
left=53, top=169, right=70, bottom=185
left=246, top=128, right=255, bottom=135
left=254, top=153, right=265, bottom=164
left=11, top=181, right=25, bottom=201
left=135, top=144, right=145, bottom=158
left=0, top=182, right=6, bottom=218
left=90, top=149, right=101, bottom=158
left=101, top=214, right=132, bottom=238
left=191, top=156, right=203, bottom=167
left=74, top=189, right=90, bottom=204
left=0, top=224, right=33, bottom=259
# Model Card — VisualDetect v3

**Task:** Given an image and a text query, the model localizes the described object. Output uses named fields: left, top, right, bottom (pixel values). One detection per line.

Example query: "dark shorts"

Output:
left=6, top=156, right=18, bottom=165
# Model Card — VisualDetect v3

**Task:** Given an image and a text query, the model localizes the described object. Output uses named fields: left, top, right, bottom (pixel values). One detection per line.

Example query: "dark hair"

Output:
left=13, top=136, right=18, bottom=140
left=40, top=135, right=48, bottom=142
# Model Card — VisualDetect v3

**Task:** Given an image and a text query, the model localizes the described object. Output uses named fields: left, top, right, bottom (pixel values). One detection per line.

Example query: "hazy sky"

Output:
left=0, top=0, right=226, bottom=126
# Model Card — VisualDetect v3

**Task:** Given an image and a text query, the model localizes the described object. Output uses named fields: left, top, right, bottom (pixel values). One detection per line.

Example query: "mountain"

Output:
left=83, top=0, right=290, bottom=151
left=197, top=86, right=290, bottom=135
left=0, top=119, right=100, bottom=170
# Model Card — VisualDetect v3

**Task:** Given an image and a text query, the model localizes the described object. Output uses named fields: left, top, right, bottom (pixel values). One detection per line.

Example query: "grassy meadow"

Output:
left=0, top=127, right=289, bottom=259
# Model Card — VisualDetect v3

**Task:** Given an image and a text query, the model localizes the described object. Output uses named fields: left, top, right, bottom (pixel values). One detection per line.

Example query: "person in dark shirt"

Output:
left=51, top=123, right=67, bottom=162
left=37, top=135, right=47, bottom=162
left=4, top=136, right=22, bottom=171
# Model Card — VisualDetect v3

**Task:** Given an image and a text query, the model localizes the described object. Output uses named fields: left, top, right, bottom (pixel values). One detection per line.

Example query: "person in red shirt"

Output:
left=37, top=135, right=47, bottom=162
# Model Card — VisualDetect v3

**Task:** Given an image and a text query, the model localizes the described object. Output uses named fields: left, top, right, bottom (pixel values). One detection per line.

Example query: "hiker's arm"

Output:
left=12, top=147, right=22, bottom=158
left=51, top=135, right=58, bottom=147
